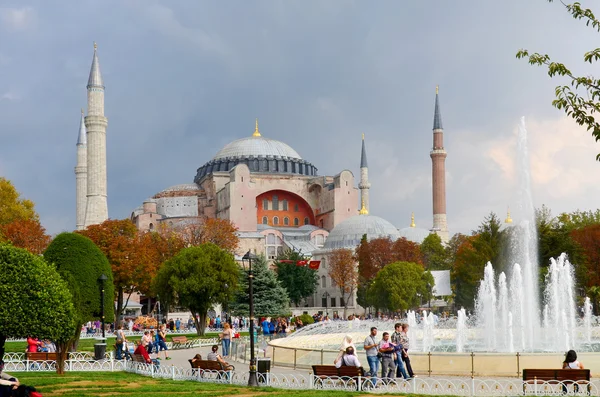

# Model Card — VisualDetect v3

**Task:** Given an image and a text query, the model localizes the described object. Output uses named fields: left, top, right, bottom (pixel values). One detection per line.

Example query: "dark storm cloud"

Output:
left=1, top=0, right=599, bottom=235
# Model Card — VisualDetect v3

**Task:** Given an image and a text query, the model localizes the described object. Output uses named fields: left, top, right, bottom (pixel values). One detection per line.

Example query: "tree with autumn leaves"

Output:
left=328, top=248, right=358, bottom=318
left=0, top=178, right=50, bottom=254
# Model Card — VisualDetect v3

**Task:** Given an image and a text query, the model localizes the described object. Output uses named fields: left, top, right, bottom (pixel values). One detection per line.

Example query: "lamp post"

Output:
left=242, top=250, right=259, bottom=387
left=99, top=274, right=108, bottom=338
left=323, top=291, right=330, bottom=317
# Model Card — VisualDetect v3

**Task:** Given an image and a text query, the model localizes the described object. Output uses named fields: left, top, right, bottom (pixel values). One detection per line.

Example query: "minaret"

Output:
left=83, top=42, right=109, bottom=227
left=430, top=86, right=449, bottom=242
left=75, top=109, right=88, bottom=230
left=358, top=133, right=370, bottom=215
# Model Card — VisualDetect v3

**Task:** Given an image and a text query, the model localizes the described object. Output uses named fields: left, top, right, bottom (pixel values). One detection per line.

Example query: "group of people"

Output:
left=26, top=338, right=55, bottom=354
left=333, top=323, right=415, bottom=382
left=189, top=345, right=234, bottom=370
left=261, top=317, right=289, bottom=337
left=114, top=324, right=170, bottom=361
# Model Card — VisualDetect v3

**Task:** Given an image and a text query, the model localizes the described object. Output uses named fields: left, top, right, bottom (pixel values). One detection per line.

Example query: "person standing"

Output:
left=220, top=323, right=233, bottom=357
left=363, top=327, right=379, bottom=383
left=115, top=326, right=127, bottom=360
left=378, top=332, right=395, bottom=381
left=392, top=323, right=409, bottom=379
left=400, top=324, right=415, bottom=378
left=156, top=325, right=171, bottom=360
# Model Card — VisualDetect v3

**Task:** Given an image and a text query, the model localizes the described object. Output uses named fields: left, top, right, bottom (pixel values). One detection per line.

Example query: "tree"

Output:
left=231, top=255, right=290, bottom=318
left=367, top=261, right=432, bottom=314
left=571, top=224, right=600, bottom=287
left=78, top=219, right=140, bottom=320
left=0, top=177, right=38, bottom=225
left=516, top=1, right=600, bottom=160
left=274, top=249, right=318, bottom=306
left=0, top=219, right=51, bottom=254
left=43, top=233, right=115, bottom=351
left=420, top=233, right=450, bottom=270
left=0, top=243, right=75, bottom=374
left=180, top=218, right=239, bottom=253
left=328, top=248, right=358, bottom=319
left=587, top=286, right=600, bottom=316
left=153, top=243, right=238, bottom=336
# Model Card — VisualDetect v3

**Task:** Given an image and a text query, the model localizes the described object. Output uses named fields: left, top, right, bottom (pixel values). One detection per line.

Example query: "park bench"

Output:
left=26, top=352, right=58, bottom=361
left=523, top=369, right=591, bottom=394
left=132, top=354, right=147, bottom=364
left=188, top=359, right=233, bottom=379
left=171, top=336, right=190, bottom=349
left=312, top=365, right=366, bottom=390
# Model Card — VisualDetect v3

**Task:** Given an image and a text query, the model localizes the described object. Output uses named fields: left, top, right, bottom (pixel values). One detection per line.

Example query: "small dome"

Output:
left=398, top=227, right=431, bottom=244
left=323, top=214, right=401, bottom=250
left=213, top=136, right=302, bottom=160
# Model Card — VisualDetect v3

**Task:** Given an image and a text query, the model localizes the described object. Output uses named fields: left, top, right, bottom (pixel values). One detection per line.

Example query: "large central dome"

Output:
left=213, top=136, right=302, bottom=160
left=194, top=120, right=317, bottom=182
left=322, top=214, right=401, bottom=250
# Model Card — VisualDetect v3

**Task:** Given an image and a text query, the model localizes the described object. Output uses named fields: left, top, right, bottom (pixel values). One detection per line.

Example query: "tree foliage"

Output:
left=44, top=233, right=115, bottom=344
left=180, top=218, right=239, bottom=253
left=0, top=243, right=75, bottom=373
left=231, top=255, right=290, bottom=318
left=420, top=233, right=450, bottom=270
left=0, top=219, right=51, bottom=254
left=153, top=243, right=238, bottom=336
left=0, top=177, right=38, bottom=225
left=516, top=1, right=600, bottom=160
left=274, top=250, right=318, bottom=306
left=328, top=248, right=358, bottom=318
left=367, top=261, right=433, bottom=313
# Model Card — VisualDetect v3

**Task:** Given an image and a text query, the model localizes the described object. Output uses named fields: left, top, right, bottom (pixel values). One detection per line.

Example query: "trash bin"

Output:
left=257, top=358, right=271, bottom=385
left=94, top=338, right=106, bottom=360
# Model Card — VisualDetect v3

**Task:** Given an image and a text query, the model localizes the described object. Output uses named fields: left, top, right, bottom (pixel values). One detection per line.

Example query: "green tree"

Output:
left=44, top=233, right=115, bottom=349
left=274, top=250, right=318, bottom=306
left=153, top=243, right=238, bottom=336
left=0, top=177, right=38, bottom=225
left=231, top=255, right=290, bottom=317
left=0, top=243, right=75, bottom=374
left=367, top=261, right=432, bottom=314
left=420, top=233, right=450, bottom=270
left=517, top=1, right=600, bottom=160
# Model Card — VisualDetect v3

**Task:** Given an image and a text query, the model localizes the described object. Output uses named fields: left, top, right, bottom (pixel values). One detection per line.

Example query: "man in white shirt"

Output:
left=334, top=347, right=361, bottom=368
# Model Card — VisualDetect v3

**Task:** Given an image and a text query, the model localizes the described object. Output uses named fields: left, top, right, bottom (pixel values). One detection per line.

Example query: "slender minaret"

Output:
left=83, top=42, right=109, bottom=227
left=358, top=133, right=370, bottom=215
left=430, top=86, right=449, bottom=242
left=75, top=109, right=88, bottom=230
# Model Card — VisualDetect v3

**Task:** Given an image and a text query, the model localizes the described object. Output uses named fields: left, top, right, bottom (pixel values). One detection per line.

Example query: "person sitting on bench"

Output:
left=207, top=345, right=234, bottom=370
left=134, top=343, right=159, bottom=366
left=335, top=346, right=362, bottom=368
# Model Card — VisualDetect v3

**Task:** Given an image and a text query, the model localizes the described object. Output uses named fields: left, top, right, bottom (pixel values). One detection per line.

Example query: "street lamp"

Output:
left=322, top=291, right=330, bottom=317
left=242, top=250, right=259, bottom=387
left=99, top=274, right=108, bottom=338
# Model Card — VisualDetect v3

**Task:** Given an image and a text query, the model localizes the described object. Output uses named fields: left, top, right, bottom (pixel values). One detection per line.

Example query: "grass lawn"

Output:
left=13, top=372, right=449, bottom=397
left=4, top=332, right=248, bottom=353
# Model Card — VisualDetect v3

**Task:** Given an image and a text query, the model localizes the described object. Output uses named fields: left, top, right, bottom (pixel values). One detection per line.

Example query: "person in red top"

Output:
left=133, top=343, right=159, bottom=366
left=26, top=337, right=41, bottom=353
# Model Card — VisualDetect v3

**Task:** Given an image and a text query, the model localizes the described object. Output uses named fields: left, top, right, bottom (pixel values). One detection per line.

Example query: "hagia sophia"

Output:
left=75, top=44, right=450, bottom=314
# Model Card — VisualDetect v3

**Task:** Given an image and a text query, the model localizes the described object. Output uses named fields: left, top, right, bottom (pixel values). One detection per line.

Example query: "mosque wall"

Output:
left=227, top=164, right=257, bottom=232
left=256, top=189, right=315, bottom=227
left=156, top=196, right=198, bottom=218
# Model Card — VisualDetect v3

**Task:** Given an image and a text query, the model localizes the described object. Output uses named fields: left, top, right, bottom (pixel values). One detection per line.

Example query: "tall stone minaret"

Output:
left=75, top=109, right=88, bottom=230
left=430, top=86, right=449, bottom=242
left=358, top=133, right=370, bottom=215
left=83, top=42, right=109, bottom=227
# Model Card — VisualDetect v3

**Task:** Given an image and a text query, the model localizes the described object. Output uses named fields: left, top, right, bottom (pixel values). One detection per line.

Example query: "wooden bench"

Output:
left=523, top=369, right=591, bottom=394
left=26, top=352, right=58, bottom=361
left=188, top=359, right=233, bottom=379
left=312, top=365, right=366, bottom=390
left=132, top=354, right=147, bottom=364
left=171, top=336, right=189, bottom=348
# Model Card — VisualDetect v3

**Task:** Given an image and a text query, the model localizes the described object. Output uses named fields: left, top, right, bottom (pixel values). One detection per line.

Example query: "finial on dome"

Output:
left=359, top=202, right=369, bottom=215
left=410, top=212, right=416, bottom=228
left=505, top=207, right=513, bottom=224
left=94, top=42, right=97, bottom=50
left=253, top=118, right=261, bottom=137
left=436, top=85, right=439, bottom=95
left=81, top=108, right=84, bottom=115
left=362, top=133, right=365, bottom=140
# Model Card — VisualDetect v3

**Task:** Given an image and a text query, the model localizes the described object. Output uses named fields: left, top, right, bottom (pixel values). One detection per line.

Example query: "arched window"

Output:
left=273, top=195, right=279, bottom=211
left=149, top=223, right=154, bottom=230
left=304, top=217, right=310, bottom=225
left=262, top=216, right=268, bottom=225
left=321, top=275, right=327, bottom=288
left=315, top=234, right=324, bottom=248
left=282, top=200, right=288, bottom=211
left=263, top=199, right=269, bottom=210
left=294, top=217, right=299, bottom=226
left=273, top=216, right=279, bottom=225
left=284, top=217, right=289, bottom=226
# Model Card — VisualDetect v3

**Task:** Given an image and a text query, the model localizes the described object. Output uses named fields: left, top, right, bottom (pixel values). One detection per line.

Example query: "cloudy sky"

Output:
left=1, top=0, right=600, bottom=236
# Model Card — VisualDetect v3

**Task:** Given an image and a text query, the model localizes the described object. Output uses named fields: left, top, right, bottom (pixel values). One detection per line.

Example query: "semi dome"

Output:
left=323, top=214, right=401, bottom=250
left=398, top=226, right=431, bottom=244
left=194, top=120, right=317, bottom=182
left=213, top=136, right=302, bottom=160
